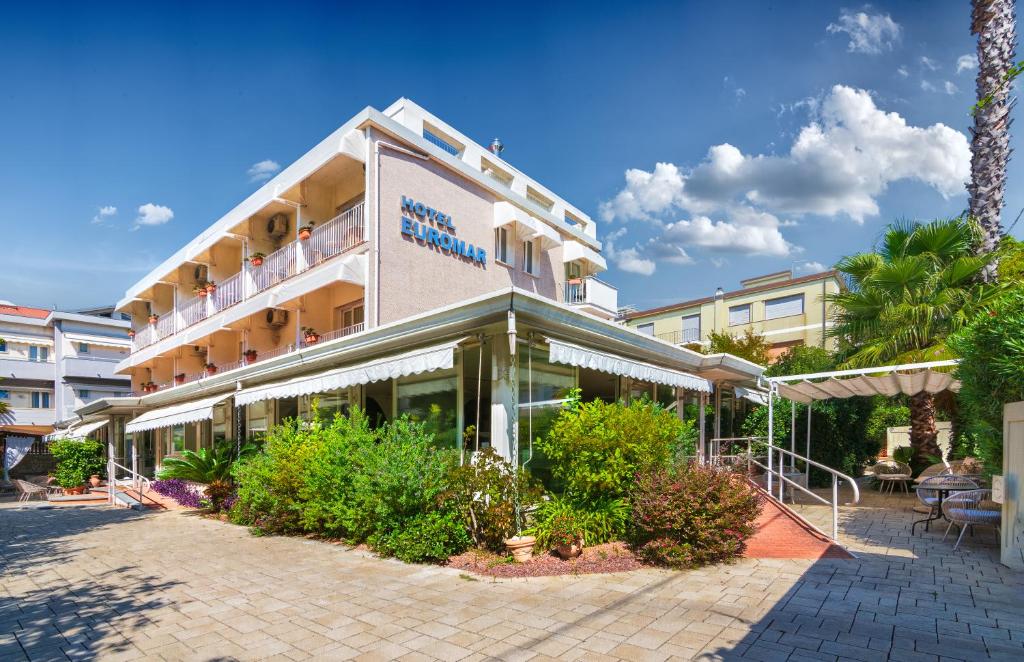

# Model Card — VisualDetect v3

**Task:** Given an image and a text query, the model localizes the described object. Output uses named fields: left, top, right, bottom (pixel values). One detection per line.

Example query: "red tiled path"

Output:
left=743, top=487, right=853, bottom=559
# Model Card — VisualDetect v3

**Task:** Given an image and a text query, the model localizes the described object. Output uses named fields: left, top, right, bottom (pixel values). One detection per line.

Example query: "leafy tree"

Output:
left=705, top=329, right=769, bottom=366
left=829, top=217, right=1007, bottom=471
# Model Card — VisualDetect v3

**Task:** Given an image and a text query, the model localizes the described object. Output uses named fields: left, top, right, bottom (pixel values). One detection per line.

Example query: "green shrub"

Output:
left=949, top=290, right=1024, bottom=473
left=445, top=447, right=543, bottom=552
left=370, top=510, right=470, bottom=563
left=158, top=441, right=256, bottom=511
left=891, top=446, right=913, bottom=465
left=865, top=403, right=910, bottom=455
left=628, top=464, right=762, bottom=568
left=538, top=391, right=695, bottom=501
left=49, top=439, right=105, bottom=489
left=527, top=495, right=629, bottom=548
left=546, top=511, right=584, bottom=548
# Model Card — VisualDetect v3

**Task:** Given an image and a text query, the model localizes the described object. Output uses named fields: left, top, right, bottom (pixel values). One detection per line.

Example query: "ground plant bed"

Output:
left=448, top=542, right=646, bottom=578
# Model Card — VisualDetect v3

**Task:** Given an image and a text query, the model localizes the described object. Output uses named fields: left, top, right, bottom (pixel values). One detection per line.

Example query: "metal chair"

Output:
left=942, top=489, right=1001, bottom=551
left=871, top=461, right=912, bottom=495
left=13, top=479, right=49, bottom=503
left=914, top=475, right=979, bottom=531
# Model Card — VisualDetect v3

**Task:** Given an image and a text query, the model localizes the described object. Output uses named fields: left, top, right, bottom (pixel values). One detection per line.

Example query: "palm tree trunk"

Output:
left=969, top=0, right=1016, bottom=280
left=909, top=392, right=942, bottom=474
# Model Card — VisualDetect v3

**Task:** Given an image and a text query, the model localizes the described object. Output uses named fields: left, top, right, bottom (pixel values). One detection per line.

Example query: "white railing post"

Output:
left=767, top=390, right=774, bottom=495
left=832, top=476, right=839, bottom=541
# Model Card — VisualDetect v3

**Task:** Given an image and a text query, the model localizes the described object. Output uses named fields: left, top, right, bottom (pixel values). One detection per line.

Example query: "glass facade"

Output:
left=518, top=344, right=575, bottom=486
left=397, top=370, right=459, bottom=449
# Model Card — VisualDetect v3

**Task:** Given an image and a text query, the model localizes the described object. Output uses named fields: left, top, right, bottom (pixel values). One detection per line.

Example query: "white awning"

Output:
left=493, top=202, right=562, bottom=249
left=546, top=338, right=711, bottom=393
left=0, top=333, right=53, bottom=347
left=734, top=386, right=769, bottom=406
left=562, top=239, right=608, bottom=272
left=234, top=339, right=463, bottom=407
left=774, top=365, right=959, bottom=404
left=125, top=393, right=233, bottom=434
left=45, top=419, right=108, bottom=442
left=63, top=332, right=130, bottom=349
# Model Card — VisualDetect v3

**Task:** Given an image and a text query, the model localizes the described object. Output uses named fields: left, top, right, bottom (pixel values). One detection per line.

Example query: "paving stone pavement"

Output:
left=1, top=488, right=1023, bottom=662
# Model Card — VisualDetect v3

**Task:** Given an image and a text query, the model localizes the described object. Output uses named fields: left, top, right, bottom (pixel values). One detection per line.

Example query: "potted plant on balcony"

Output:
left=205, top=281, right=217, bottom=294
left=249, top=252, right=265, bottom=267
left=302, top=327, right=320, bottom=344
left=142, top=381, right=157, bottom=393
left=174, top=373, right=186, bottom=385
left=148, top=313, right=159, bottom=324
left=127, top=329, right=136, bottom=339
left=205, top=362, right=217, bottom=376
left=244, top=349, right=258, bottom=364
left=194, top=282, right=208, bottom=297
left=298, top=223, right=315, bottom=240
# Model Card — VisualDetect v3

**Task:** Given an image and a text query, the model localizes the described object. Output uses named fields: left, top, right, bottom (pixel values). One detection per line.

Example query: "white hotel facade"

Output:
left=62, top=99, right=761, bottom=482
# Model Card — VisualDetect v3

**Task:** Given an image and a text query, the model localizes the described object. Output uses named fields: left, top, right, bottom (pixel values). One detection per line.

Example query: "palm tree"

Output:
left=969, top=0, right=1016, bottom=279
left=158, top=441, right=256, bottom=509
left=829, top=218, right=1007, bottom=471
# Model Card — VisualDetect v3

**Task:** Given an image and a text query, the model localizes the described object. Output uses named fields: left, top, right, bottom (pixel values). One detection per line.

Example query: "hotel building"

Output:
left=623, top=270, right=845, bottom=361
left=60, top=99, right=762, bottom=487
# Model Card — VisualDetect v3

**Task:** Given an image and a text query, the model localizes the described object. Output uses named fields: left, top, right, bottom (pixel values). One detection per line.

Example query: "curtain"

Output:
left=3, top=435, right=36, bottom=480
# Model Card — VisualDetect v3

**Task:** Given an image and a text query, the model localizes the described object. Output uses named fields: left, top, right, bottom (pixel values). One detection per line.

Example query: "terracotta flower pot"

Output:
left=65, top=485, right=86, bottom=495
left=298, top=228, right=312, bottom=240
left=128, top=330, right=136, bottom=338
left=505, top=535, right=536, bottom=563
left=197, top=290, right=208, bottom=298
left=206, top=366, right=217, bottom=376
left=149, top=315, right=158, bottom=324
left=206, top=284, right=216, bottom=294
left=305, top=334, right=319, bottom=344
left=555, top=540, right=583, bottom=560
left=174, top=375, right=186, bottom=385
left=89, top=475, right=102, bottom=488
left=250, top=257, right=264, bottom=267
left=245, top=351, right=258, bottom=363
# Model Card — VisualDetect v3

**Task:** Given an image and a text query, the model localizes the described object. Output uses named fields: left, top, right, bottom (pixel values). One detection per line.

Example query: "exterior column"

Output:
left=1001, top=401, right=1024, bottom=569
left=490, top=337, right=517, bottom=463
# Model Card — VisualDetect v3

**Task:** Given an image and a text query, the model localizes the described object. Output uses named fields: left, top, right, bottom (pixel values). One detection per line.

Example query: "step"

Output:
left=113, top=491, right=145, bottom=511
left=48, top=493, right=108, bottom=503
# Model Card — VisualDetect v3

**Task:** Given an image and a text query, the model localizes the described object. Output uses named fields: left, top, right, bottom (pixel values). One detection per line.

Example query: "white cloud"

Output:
left=91, top=205, right=117, bottom=225
left=599, top=162, right=685, bottom=223
left=897, top=65, right=909, bottom=77
left=920, top=56, right=939, bottom=71
left=660, top=215, right=793, bottom=257
left=604, top=228, right=658, bottom=275
left=247, top=159, right=281, bottom=182
left=795, top=260, right=827, bottom=274
left=956, top=53, right=978, bottom=74
left=944, top=81, right=959, bottom=95
left=826, top=8, right=902, bottom=54
left=134, top=203, right=174, bottom=228
left=920, top=80, right=937, bottom=92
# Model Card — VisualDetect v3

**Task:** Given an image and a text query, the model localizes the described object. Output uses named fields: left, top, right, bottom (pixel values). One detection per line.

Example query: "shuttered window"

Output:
left=728, top=304, right=751, bottom=326
left=681, top=315, right=701, bottom=342
left=637, top=323, right=655, bottom=336
left=765, top=294, right=804, bottom=320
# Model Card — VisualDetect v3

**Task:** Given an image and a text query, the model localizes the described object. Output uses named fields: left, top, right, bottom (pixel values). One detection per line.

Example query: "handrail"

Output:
left=108, top=458, right=151, bottom=506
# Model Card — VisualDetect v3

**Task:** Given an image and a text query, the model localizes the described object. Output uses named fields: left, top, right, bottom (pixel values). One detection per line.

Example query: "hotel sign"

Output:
left=400, top=196, right=486, bottom=264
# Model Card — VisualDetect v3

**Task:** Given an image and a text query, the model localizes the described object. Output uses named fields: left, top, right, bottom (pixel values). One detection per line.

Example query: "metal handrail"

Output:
left=108, top=459, right=151, bottom=505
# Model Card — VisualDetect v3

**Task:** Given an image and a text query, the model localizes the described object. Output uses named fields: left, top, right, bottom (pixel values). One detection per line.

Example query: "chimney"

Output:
left=489, top=138, right=504, bottom=156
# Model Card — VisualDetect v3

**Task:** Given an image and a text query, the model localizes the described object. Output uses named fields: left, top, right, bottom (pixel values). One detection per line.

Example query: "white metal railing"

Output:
left=132, top=325, right=155, bottom=351
left=178, top=294, right=208, bottom=328
left=251, top=242, right=297, bottom=293
left=302, top=205, right=365, bottom=268
left=213, top=271, right=243, bottom=310
left=656, top=329, right=701, bottom=345
left=708, top=436, right=860, bottom=543
left=301, top=323, right=364, bottom=348
left=563, top=276, right=618, bottom=312
left=155, top=311, right=175, bottom=340
left=107, top=458, right=151, bottom=506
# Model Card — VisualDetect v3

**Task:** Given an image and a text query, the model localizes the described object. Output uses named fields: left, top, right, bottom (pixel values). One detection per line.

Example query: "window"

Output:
left=29, top=346, right=49, bottom=362
left=0, top=390, right=8, bottom=399
left=728, top=303, right=751, bottom=326
left=764, top=293, right=805, bottom=320
left=422, top=123, right=463, bottom=156
left=637, top=323, right=655, bottom=336
left=397, top=372, right=459, bottom=449
left=564, top=212, right=581, bottom=228
left=80, top=389, right=91, bottom=399
left=31, top=392, right=51, bottom=408
left=0, top=339, right=6, bottom=352
left=481, top=157, right=513, bottom=187
left=681, top=314, right=701, bottom=343
left=334, top=301, right=365, bottom=334
left=79, top=342, right=89, bottom=353
left=495, top=227, right=510, bottom=264
left=169, top=425, right=185, bottom=454
left=526, top=187, right=554, bottom=211
left=522, top=239, right=538, bottom=275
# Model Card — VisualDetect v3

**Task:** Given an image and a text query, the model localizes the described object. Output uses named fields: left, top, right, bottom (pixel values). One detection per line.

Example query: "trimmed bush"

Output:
left=49, top=439, right=105, bottom=489
left=628, top=464, right=762, bottom=568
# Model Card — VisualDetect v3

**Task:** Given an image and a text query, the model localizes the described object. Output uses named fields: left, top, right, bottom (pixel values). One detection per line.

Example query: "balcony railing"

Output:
left=655, top=329, right=701, bottom=345
left=131, top=202, right=366, bottom=351
left=563, top=277, right=618, bottom=313
left=300, top=323, right=363, bottom=349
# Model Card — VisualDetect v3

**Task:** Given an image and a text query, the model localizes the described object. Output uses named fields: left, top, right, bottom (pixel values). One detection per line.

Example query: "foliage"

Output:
left=891, top=446, right=914, bottom=465
left=158, top=441, right=256, bottom=511
left=151, top=478, right=203, bottom=508
left=539, top=392, right=695, bottom=502
left=49, top=439, right=105, bottom=488
left=527, top=495, right=629, bottom=549
left=705, top=329, right=770, bottom=366
left=628, top=464, right=762, bottom=569
left=546, top=512, right=584, bottom=548
left=865, top=402, right=910, bottom=452
left=949, top=289, right=1024, bottom=472
left=445, top=447, right=543, bottom=551
left=370, top=509, right=470, bottom=564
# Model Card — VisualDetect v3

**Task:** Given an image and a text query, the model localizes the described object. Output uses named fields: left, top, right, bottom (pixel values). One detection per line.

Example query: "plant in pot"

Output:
left=127, top=329, right=136, bottom=339
left=249, top=252, right=265, bottom=267
left=205, top=281, right=216, bottom=294
left=193, top=282, right=208, bottom=297
left=298, top=223, right=315, bottom=240
left=244, top=349, right=258, bottom=364
left=148, top=313, right=159, bottom=324
left=50, top=439, right=105, bottom=495
left=302, top=327, right=319, bottom=344
left=548, top=512, right=584, bottom=559
left=174, top=373, right=186, bottom=385
left=205, top=362, right=217, bottom=376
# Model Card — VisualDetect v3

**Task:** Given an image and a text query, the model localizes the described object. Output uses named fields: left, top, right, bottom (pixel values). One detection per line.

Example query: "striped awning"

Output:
left=777, top=369, right=959, bottom=404
left=126, top=393, right=233, bottom=433
left=546, top=337, right=711, bottom=393
left=44, top=419, right=107, bottom=442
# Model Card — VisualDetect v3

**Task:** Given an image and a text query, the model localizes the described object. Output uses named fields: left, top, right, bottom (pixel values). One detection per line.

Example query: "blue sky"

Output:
left=1, top=1, right=1016, bottom=312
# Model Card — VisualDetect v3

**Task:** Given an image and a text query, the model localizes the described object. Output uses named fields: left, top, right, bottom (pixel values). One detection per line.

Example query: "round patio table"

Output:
left=912, top=477, right=979, bottom=534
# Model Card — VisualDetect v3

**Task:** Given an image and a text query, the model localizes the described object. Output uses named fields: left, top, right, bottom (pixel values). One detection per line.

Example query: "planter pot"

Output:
left=206, top=284, right=216, bottom=294
left=555, top=540, right=583, bottom=560
left=197, top=290, right=208, bottom=298
left=505, top=535, right=536, bottom=563
left=305, top=335, right=319, bottom=344
left=174, top=376, right=186, bottom=385
left=299, top=228, right=312, bottom=240
left=205, top=367, right=218, bottom=376
left=244, top=352, right=258, bottom=364
left=149, top=315, right=158, bottom=324
left=250, top=257, right=264, bottom=267
left=128, top=331, right=136, bottom=339
left=65, top=485, right=86, bottom=495
left=89, top=475, right=102, bottom=488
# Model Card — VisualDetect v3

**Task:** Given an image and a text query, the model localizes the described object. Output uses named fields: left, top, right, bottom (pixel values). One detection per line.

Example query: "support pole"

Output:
left=790, top=400, right=796, bottom=472
left=713, top=385, right=721, bottom=461
left=698, top=391, right=707, bottom=464
left=806, top=402, right=812, bottom=485
left=767, top=388, right=774, bottom=496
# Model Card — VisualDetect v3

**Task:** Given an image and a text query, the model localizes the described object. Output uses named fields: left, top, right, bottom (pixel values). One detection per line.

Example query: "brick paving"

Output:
left=1, top=487, right=1023, bottom=661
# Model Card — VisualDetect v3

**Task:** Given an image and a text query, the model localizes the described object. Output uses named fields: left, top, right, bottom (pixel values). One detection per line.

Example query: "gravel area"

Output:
left=448, top=542, right=647, bottom=578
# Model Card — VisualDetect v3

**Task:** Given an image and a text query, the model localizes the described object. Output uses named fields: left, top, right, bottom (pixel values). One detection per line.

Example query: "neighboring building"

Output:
left=0, top=302, right=131, bottom=440
left=67, top=98, right=762, bottom=480
left=623, top=270, right=844, bottom=361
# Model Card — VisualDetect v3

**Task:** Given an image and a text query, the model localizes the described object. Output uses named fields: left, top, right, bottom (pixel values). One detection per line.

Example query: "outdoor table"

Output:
left=912, top=485, right=976, bottom=534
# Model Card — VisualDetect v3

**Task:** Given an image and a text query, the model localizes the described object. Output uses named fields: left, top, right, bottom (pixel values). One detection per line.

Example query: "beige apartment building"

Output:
left=623, top=270, right=844, bottom=361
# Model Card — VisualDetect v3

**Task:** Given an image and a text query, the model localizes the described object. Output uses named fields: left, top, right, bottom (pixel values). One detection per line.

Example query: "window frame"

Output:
left=637, top=322, right=655, bottom=336
left=495, top=227, right=510, bottom=265
left=522, top=238, right=538, bottom=276
left=728, top=303, right=752, bottom=326
left=79, top=342, right=89, bottom=353
left=764, top=293, right=805, bottom=320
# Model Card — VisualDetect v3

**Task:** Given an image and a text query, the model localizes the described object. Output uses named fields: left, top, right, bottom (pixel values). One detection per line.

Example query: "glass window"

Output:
left=246, top=401, right=271, bottom=439
left=495, top=227, right=509, bottom=264
left=80, top=389, right=91, bottom=399
left=31, top=392, right=38, bottom=408
left=523, top=239, right=536, bottom=275
left=0, top=339, right=6, bottom=352
left=397, top=371, right=459, bottom=449
left=31, top=392, right=50, bottom=408
left=637, top=323, right=654, bottom=336
left=79, top=342, right=89, bottom=353
left=170, top=425, right=185, bottom=454
left=212, top=403, right=230, bottom=443
left=728, top=303, right=751, bottom=326
left=629, top=380, right=654, bottom=403
left=301, top=390, right=350, bottom=422
left=334, top=302, right=365, bottom=333
left=518, top=344, right=576, bottom=488
left=764, top=294, right=804, bottom=320
left=0, top=390, right=8, bottom=399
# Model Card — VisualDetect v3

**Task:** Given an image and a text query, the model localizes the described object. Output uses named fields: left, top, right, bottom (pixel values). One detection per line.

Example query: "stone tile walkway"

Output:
left=1, top=487, right=1022, bottom=661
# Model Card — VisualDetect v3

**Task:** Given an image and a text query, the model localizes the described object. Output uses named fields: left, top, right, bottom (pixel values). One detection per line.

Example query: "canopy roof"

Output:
left=546, top=337, right=712, bottom=393
left=44, top=420, right=106, bottom=442
left=126, top=393, right=232, bottom=434
left=768, top=360, right=959, bottom=404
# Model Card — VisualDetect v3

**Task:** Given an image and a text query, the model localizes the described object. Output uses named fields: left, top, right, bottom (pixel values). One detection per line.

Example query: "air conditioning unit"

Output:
left=190, top=345, right=207, bottom=358
left=267, top=213, right=289, bottom=238
left=266, top=309, right=289, bottom=327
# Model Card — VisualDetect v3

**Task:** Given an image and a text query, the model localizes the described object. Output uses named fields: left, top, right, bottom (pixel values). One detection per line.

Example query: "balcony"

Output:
left=131, top=202, right=365, bottom=352
left=0, top=356, right=55, bottom=381
left=655, top=329, right=702, bottom=345
left=61, top=356, right=123, bottom=380
left=563, top=277, right=618, bottom=319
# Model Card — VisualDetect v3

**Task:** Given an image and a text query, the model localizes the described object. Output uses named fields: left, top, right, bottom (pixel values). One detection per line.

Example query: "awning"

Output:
left=44, top=419, right=107, bottom=442
left=493, top=202, right=562, bottom=249
left=63, top=332, right=130, bottom=349
left=775, top=366, right=959, bottom=404
left=234, top=339, right=463, bottom=407
left=125, top=393, right=233, bottom=434
left=562, top=239, right=608, bottom=272
left=734, top=386, right=769, bottom=406
left=546, top=338, right=711, bottom=393
left=0, top=333, right=53, bottom=347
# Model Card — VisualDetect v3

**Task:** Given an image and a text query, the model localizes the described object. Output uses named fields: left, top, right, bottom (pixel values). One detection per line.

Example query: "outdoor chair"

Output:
left=914, top=462, right=951, bottom=484
left=26, top=475, right=62, bottom=495
left=870, top=461, right=912, bottom=495
left=942, top=489, right=1001, bottom=551
left=915, top=475, right=979, bottom=531
left=13, top=479, right=49, bottom=503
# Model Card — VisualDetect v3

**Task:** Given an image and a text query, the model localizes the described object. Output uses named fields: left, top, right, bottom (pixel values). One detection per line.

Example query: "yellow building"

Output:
left=623, top=270, right=844, bottom=361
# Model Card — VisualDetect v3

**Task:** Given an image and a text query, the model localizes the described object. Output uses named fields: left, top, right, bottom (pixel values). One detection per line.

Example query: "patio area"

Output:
left=1, top=484, right=1023, bottom=662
